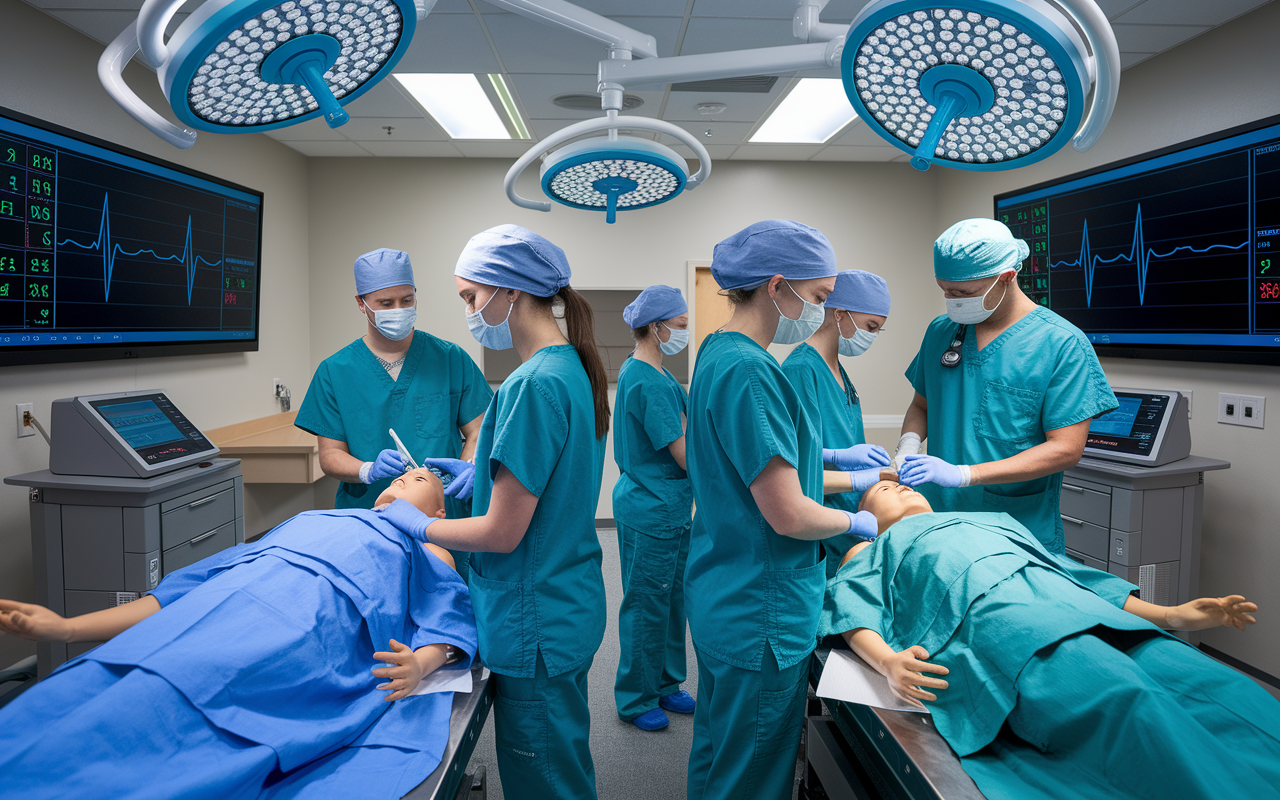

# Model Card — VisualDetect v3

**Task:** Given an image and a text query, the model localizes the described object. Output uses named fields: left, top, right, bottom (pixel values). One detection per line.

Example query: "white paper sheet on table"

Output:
left=408, top=664, right=489, bottom=697
left=816, top=649, right=930, bottom=714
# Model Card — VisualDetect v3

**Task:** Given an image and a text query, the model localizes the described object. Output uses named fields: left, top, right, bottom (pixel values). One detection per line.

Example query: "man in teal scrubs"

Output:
left=896, top=219, right=1117, bottom=553
left=612, top=285, right=695, bottom=731
left=295, top=248, right=492, bottom=573
left=782, top=269, right=892, bottom=577
left=823, top=480, right=1280, bottom=800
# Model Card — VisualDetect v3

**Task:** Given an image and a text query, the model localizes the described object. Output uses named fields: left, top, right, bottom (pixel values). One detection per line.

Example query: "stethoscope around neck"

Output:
left=941, top=324, right=968, bottom=368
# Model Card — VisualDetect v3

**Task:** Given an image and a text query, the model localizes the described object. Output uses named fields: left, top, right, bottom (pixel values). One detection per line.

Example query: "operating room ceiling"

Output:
left=19, top=0, right=1277, bottom=161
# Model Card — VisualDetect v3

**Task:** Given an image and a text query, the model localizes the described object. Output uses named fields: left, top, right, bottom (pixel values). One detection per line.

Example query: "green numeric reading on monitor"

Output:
left=30, top=178, right=52, bottom=198
left=28, top=256, right=50, bottom=273
left=28, top=280, right=50, bottom=298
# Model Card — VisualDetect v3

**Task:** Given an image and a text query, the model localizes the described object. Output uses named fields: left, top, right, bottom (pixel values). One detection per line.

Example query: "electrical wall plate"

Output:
left=1218, top=393, right=1265, bottom=428
left=16, top=402, right=33, bottom=438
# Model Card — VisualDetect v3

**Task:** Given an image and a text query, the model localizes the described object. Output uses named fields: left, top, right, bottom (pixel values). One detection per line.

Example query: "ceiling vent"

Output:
left=552, top=93, right=645, bottom=111
left=671, top=76, right=779, bottom=93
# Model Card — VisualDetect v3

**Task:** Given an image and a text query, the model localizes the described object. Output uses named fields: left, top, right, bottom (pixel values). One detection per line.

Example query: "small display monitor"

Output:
left=50, top=390, right=220, bottom=477
left=1084, top=389, right=1190, bottom=466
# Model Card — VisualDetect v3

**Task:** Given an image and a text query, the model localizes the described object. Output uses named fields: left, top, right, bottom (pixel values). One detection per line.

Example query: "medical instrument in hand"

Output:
left=824, top=444, right=892, bottom=471
left=941, top=324, right=967, bottom=367
left=365, top=448, right=409, bottom=483
left=389, top=427, right=419, bottom=471
left=98, top=0, right=428, bottom=148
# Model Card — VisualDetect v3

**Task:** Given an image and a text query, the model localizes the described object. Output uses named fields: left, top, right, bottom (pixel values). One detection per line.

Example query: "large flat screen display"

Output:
left=0, top=106, right=262, bottom=367
left=994, top=113, right=1280, bottom=365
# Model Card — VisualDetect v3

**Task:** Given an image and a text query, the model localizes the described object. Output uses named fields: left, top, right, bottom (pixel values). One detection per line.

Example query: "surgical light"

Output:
left=749, top=79, right=858, bottom=144
left=99, top=0, right=421, bottom=148
left=842, top=0, right=1119, bottom=170
left=394, top=73, right=514, bottom=140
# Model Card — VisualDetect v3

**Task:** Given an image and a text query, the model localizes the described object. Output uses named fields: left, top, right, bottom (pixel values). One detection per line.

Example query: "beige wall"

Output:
left=0, top=0, right=315, bottom=670
left=933, top=3, right=1280, bottom=675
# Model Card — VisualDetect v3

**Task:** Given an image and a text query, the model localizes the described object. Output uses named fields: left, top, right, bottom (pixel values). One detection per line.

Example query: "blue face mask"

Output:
left=659, top=323, right=689, bottom=355
left=467, top=288, right=514, bottom=350
left=364, top=299, right=416, bottom=341
left=836, top=314, right=878, bottom=357
left=773, top=281, right=825, bottom=345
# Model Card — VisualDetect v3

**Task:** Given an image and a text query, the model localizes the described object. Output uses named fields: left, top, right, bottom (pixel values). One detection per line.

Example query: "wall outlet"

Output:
left=1218, top=393, right=1265, bottom=428
left=16, top=403, right=33, bottom=438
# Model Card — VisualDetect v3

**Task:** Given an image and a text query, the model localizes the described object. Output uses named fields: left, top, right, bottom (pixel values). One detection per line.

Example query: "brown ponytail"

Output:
left=557, top=286, right=611, bottom=439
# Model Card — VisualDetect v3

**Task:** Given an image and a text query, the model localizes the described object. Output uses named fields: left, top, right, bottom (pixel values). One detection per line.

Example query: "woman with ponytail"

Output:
left=398, top=224, right=608, bottom=800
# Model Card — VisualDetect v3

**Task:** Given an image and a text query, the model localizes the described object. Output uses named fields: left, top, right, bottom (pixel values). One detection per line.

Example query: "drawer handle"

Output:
left=187, top=494, right=220, bottom=508
left=189, top=529, right=219, bottom=545
left=1060, top=514, right=1084, bottom=526
left=1063, top=484, right=1085, bottom=493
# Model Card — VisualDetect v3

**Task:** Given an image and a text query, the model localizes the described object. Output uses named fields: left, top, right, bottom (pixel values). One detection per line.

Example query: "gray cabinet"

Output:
left=5, top=460, right=243, bottom=677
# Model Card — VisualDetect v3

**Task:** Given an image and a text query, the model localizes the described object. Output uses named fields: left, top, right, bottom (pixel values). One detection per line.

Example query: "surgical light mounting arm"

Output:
left=1055, top=0, right=1120, bottom=152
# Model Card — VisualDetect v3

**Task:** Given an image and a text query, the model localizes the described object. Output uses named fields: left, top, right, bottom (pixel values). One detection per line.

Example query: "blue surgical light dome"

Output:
left=843, top=1, right=1092, bottom=170
left=539, top=137, right=690, bottom=224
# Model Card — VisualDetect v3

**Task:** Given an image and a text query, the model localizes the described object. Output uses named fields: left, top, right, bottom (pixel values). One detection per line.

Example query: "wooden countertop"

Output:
left=205, top=411, right=323, bottom=484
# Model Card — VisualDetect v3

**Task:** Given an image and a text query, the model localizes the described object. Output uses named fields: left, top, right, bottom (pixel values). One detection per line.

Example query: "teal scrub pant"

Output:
left=614, top=524, right=690, bottom=720
left=687, top=646, right=809, bottom=800
left=491, top=652, right=597, bottom=800
left=963, top=630, right=1280, bottom=800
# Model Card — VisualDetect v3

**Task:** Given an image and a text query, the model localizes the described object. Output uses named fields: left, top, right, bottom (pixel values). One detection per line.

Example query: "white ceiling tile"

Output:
left=567, top=0, right=690, bottom=16
left=337, top=116, right=449, bottom=141
left=809, top=146, right=902, bottom=162
left=730, top=143, right=824, bottom=160
left=691, top=0, right=793, bottom=19
left=830, top=122, right=892, bottom=147
left=680, top=17, right=799, bottom=55
left=1119, top=51, right=1156, bottom=70
left=1114, top=0, right=1272, bottom=26
left=343, top=82, right=425, bottom=118
left=395, top=13, right=502, bottom=73
left=1094, top=0, right=1146, bottom=19
left=1109, top=22, right=1210, bottom=52
left=484, top=14, right=681, bottom=73
left=662, top=87, right=784, bottom=123
left=360, top=140, right=465, bottom=157
left=667, top=143, right=738, bottom=160
left=453, top=141, right=540, bottom=157
left=280, top=140, right=372, bottom=157
left=507, top=74, right=663, bottom=120
left=660, top=119, right=756, bottom=146
left=264, top=118, right=350, bottom=142
left=429, top=0, right=481, bottom=13
left=37, top=8, right=188, bottom=48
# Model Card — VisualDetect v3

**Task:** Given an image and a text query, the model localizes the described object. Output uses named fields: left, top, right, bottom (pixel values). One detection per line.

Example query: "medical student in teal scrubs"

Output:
left=894, top=219, right=1117, bottom=553
left=612, top=285, right=695, bottom=732
left=295, top=248, right=492, bottom=574
left=782, top=269, right=894, bottom=578
left=381, top=225, right=609, bottom=800
left=683, top=220, right=892, bottom=800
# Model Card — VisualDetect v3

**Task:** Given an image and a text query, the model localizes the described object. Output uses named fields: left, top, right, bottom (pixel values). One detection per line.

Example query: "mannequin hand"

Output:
left=1166, top=595, right=1258, bottom=631
left=421, top=458, right=476, bottom=501
left=373, top=639, right=431, bottom=701
left=844, top=510, right=880, bottom=541
left=367, top=449, right=409, bottom=483
left=899, top=455, right=968, bottom=488
left=823, top=444, right=891, bottom=471
left=0, top=599, right=73, bottom=642
left=880, top=645, right=949, bottom=709
left=375, top=498, right=437, bottom=543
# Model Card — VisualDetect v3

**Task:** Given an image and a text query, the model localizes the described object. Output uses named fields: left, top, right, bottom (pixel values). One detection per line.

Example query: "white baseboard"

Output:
left=863, top=414, right=905, bottom=429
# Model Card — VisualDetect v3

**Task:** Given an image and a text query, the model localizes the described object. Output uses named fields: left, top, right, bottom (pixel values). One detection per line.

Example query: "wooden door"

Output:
left=694, top=266, right=733, bottom=355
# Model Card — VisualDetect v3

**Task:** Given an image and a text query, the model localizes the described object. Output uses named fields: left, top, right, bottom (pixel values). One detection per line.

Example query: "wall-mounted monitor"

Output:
left=995, top=112, right=1280, bottom=366
left=0, top=106, right=263, bottom=367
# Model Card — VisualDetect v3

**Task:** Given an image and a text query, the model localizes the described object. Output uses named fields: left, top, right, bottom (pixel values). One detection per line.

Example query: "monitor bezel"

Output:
left=77, top=391, right=219, bottom=474
left=1083, top=388, right=1178, bottom=465
left=994, top=111, right=1280, bottom=367
left=0, top=104, right=264, bottom=368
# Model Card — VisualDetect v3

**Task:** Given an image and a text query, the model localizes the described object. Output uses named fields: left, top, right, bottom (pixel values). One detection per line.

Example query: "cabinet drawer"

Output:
left=162, top=521, right=236, bottom=576
left=1062, top=514, right=1108, bottom=561
left=1060, top=482, right=1110, bottom=528
left=1065, top=548, right=1107, bottom=572
left=161, top=488, right=235, bottom=550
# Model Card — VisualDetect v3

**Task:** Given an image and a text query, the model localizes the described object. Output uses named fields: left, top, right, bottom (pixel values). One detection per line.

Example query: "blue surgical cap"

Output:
left=934, top=218, right=1030, bottom=282
left=354, top=248, right=415, bottom=295
left=454, top=224, right=571, bottom=298
left=711, top=220, right=838, bottom=290
left=624, top=285, right=687, bottom=329
left=826, top=269, right=890, bottom=316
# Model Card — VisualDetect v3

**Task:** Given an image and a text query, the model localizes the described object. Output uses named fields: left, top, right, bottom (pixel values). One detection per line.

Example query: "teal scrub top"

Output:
left=611, top=357, right=692, bottom=537
left=820, top=511, right=1150, bottom=755
left=904, top=307, right=1117, bottom=552
left=468, top=345, right=607, bottom=679
left=295, top=330, right=493, bottom=512
left=684, top=331, right=826, bottom=672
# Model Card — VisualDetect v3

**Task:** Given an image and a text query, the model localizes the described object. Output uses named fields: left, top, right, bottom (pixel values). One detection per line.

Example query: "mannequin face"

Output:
left=374, top=468, right=447, bottom=518
left=858, top=480, right=933, bottom=528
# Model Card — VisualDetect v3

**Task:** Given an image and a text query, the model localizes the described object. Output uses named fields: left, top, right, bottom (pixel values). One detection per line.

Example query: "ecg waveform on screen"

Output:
left=1050, top=203, right=1249, bottom=307
left=57, top=193, right=222, bottom=303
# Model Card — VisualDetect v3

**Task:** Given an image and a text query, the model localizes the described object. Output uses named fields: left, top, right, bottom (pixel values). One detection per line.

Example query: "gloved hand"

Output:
left=421, top=457, right=477, bottom=501
left=375, top=498, right=437, bottom=543
left=843, top=510, right=880, bottom=542
left=823, top=444, right=891, bottom=472
left=849, top=468, right=884, bottom=493
left=365, top=448, right=409, bottom=483
left=899, top=455, right=970, bottom=489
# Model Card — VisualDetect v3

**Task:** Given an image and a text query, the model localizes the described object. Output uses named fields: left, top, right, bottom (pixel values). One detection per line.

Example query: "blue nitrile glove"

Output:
left=843, top=510, right=879, bottom=542
left=366, top=448, right=409, bottom=483
left=899, top=455, right=970, bottom=489
left=849, top=468, right=884, bottom=493
left=823, top=444, right=891, bottom=471
left=421, top=457, right=477, bottom=501
left=376, top=498, right=437, bottom=543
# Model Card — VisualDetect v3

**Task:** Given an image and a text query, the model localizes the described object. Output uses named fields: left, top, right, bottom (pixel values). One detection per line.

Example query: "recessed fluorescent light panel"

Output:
left=393, top=73, right=513, bottom=140
left=750, top=79, right=858, bottom=144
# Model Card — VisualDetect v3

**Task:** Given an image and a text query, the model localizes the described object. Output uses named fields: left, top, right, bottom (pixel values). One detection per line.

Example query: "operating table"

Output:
left=403, top=660, right=495, bottom=800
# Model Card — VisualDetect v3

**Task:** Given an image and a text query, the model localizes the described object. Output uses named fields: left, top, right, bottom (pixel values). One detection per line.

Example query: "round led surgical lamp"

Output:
left=506, top=112, right=711, bottom=224
left=98, top=0, right=422, bottom=148
left=841, top=0, right=1119, bottom=170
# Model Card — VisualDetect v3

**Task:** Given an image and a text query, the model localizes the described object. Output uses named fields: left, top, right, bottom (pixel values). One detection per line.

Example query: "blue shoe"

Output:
left=659, top=690, right=696, bottom=714
left=632, top=708, right=669, bottom=731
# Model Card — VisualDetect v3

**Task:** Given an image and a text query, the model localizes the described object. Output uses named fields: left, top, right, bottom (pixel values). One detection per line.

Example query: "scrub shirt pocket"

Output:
left=766, top=560, right=827, bottom=665
left=975, top=382, right=1043, bottom=447
left=414, top=392, right=460, bottom=441
left=468, top=572, right=528, bottom=675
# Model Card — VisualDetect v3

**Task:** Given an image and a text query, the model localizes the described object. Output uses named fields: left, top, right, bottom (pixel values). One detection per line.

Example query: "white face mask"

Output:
left=773, top=281, right=826, bottom=345
left=836, top=314, right=877, bottom=357
left=467, top=288, right=514, bottom=350
left=658, top=324, right=689, bottom=355
left=945, top=275, right=1007, bottom=325
left=364, top=300, right=416, bottom=341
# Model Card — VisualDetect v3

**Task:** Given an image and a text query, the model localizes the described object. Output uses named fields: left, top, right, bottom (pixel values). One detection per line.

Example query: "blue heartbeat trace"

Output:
left=56, top=194, right=222, bottom=303
left=1050, top=203, right=1248, bottom=307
